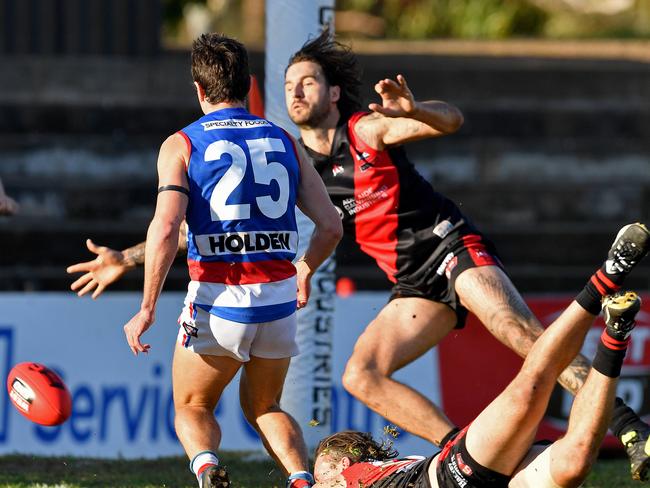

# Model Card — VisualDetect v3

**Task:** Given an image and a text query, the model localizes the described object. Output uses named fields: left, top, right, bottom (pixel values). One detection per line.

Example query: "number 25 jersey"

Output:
left=179, top=107, right=301, bottom=324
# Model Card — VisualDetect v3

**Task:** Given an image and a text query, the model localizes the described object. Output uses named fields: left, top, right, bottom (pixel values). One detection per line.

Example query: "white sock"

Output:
left=190, top=450, right=219, bottom=485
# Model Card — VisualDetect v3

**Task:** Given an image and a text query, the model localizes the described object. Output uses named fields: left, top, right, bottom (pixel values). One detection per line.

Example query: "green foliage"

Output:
left=162, top=0, right=203, bottom=36
left=338, top=0, right=547, bottom=39
left=337, top=0, right=650, bottom=39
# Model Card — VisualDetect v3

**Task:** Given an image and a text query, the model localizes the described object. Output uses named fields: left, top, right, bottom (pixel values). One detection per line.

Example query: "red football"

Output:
left=6, top=362, right=72, bottom=426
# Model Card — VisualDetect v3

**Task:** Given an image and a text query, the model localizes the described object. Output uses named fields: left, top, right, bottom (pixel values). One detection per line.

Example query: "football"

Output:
left=6, top=362, right=72, bottom=426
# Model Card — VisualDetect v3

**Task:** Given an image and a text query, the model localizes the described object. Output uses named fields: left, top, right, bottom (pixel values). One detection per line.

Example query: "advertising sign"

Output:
left=0, top=292, right=438, bottom=458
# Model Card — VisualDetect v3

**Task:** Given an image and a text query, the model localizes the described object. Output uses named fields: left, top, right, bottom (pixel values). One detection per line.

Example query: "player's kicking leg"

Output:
left=172, top=343, right=241, bottom=488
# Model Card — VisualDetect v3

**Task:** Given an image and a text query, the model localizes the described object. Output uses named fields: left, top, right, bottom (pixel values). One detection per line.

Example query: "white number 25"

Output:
left=205, top=137, right=290, bottom=221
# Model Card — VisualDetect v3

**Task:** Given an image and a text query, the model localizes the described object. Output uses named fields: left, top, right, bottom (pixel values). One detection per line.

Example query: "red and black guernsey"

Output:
left=303, top=112, right=476, bottom=284
left=341, top=456, right=432, bottom=487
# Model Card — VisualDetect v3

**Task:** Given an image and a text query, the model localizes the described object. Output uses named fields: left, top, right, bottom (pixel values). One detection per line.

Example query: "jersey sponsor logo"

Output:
left=445, top=256, right=458, bottom=279
left=436, top=252, right=455, bottom=276
left=195, top=231, right=298, bottom=256
left=355, top=151, right=374, bottom=172
left=181, top=322, right=198, bottom=338
left=342, top=185, right=389, bottom=216
left=359, top=162, right=373, bottom=172
left=456, top=453, right=473, bottom=476
left=201, top=119, right=272, bottom=131
left=432, top=220, right=454, bottom=239
left=469, top=247, right=496, bottom=267
left=447, top=453, right=469, bottom=487
left=332, top=164, right=344, bottom=176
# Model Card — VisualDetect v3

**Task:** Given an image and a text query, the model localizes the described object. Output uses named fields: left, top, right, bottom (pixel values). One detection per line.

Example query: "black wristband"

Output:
left=158, top=185, right=189, bottom=196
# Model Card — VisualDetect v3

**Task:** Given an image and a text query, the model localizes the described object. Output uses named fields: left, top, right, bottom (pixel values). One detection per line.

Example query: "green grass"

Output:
left=0, top=453, right=284, bottom=488
left=0, top=453, right=641, bottom=487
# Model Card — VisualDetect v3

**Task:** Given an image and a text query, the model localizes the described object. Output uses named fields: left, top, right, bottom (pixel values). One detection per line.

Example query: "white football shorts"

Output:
left=176, top=303, right=299, bottom=361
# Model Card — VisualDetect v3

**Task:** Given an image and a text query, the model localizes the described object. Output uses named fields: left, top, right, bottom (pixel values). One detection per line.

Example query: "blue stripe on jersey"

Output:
left=195, top=300, right=297, bottom=323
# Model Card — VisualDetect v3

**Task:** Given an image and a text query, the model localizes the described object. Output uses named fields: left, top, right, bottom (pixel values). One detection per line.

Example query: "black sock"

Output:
left=592, top=329, right=628, bottom=378
left=610, top=397, right=648, bottom=438
left=576, top=268, right=622, bottom=315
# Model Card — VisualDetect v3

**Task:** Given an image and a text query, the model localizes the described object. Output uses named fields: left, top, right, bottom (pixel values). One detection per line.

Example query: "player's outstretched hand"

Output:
left=295, top=259, right=312, bottom=309
left=67, top=239, right=129, bottom=299
left=368, top=74, right=417, bottom=118
left=0, top=194, right=19, bottom=216
left=123, top=309, right=153, bottom=356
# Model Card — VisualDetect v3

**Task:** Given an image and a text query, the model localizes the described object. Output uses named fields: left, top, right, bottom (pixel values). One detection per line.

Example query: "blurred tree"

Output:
left=336, top=0, right=650, bottom=39
left=161, top=0, right=650, bottom=43
left=162, top=0, right=263, bottom=48
left=338, top=0, right=547, bottom=38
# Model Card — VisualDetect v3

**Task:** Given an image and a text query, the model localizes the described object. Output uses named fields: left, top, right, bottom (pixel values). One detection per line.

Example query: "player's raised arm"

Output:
left=356, top=74, right=463, bottom=149
left=122, top=133, right=189, bottom=355
left=294, top=140, right=343, bottom=308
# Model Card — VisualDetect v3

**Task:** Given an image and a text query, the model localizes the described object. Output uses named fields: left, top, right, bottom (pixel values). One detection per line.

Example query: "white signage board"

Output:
left=0, top=292, right=440, bottom=458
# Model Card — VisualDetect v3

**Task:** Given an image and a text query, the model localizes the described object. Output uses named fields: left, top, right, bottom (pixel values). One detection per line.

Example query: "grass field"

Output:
left=0, top=452, right=643, bottom=487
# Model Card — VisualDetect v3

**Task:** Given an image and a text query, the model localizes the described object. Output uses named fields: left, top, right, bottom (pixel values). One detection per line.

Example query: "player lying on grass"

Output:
left=311, top=289, right=643, bottom=488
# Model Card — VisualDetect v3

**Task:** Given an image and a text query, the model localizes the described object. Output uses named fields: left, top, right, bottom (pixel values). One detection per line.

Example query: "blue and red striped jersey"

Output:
left=179, top=107, right=301, bottom=323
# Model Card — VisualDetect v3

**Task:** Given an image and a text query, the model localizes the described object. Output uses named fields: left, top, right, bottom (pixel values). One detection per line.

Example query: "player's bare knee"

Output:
left=552, top=443, right=595, bottom=487
left=245, top=400, right=281, bottom=420
left=342, top=360, right=379, bottom=398
left=239, top=398, right=256, bottom=424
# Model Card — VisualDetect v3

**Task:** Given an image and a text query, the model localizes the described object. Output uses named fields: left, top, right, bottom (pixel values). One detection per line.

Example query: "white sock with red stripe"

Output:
left=190, top=451, right=219, bottom=487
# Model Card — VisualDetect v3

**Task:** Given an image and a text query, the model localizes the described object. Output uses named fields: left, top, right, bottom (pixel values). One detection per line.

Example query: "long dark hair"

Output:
left=287, top=28, right=362, bottom=121
left=191, top=33, right=250, bottom=104
left=315, top=431, right=398, bottom=464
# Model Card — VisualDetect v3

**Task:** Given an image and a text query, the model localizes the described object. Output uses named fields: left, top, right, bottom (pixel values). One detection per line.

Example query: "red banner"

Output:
left=438, top=294, right=650, bottom=450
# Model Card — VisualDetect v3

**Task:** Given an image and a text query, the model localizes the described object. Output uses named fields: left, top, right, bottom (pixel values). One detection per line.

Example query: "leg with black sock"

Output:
left=598, top=291, right=650, bottom=481
left=574, top=224, right=650, bottom=480
left=549, top=291, right=641, bottom=487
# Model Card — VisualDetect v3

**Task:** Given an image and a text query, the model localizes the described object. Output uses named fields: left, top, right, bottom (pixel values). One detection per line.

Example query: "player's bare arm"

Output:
left=355, top=74, right=463, bottom=149
left=294, top=140, right=343, bottom=308
left=67, top=200, right=188, bottom=298
left=123, top=133, right=189, bottom=355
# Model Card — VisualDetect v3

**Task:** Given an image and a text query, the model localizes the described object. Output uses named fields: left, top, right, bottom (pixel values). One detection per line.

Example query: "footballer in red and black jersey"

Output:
left=341, top=456, right=433, bottom=488
left=303, top=112, right=501, bottom=326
